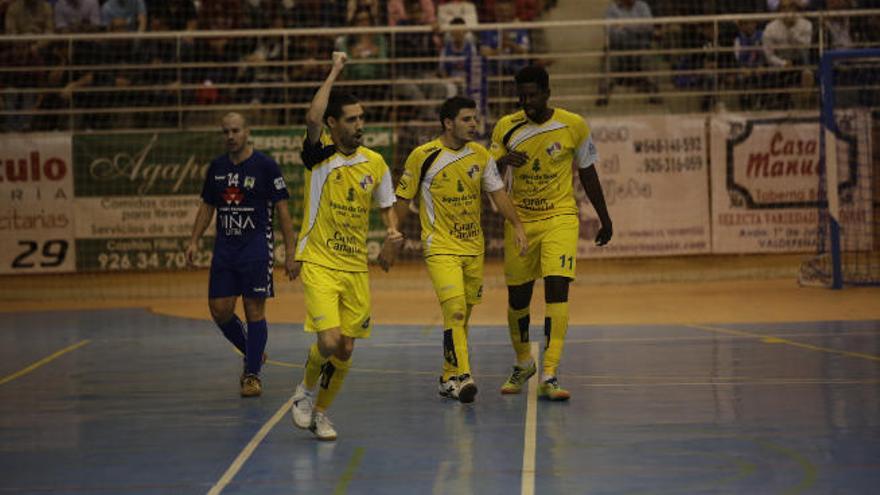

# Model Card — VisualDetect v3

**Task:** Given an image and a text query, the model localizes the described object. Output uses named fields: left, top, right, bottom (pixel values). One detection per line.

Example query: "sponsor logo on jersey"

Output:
left=222, top=186, right=243, bottom=204
left=467, top=164, right=479, bottom=179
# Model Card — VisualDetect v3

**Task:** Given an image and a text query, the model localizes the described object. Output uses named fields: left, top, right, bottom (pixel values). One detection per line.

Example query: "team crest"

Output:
left=359, top=174, right=374, bottom=190
left=244, top=176, right=256, bottom=189
left=546, top=141, right=562, bottom=159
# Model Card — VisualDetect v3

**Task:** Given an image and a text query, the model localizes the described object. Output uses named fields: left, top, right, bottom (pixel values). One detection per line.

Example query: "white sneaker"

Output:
left=456, top=374, right=478, bottom=404
left=309, top=411, right=337, bottom=441
left=291, top=382, right=315, bottom=429
left=438, top=376, right=458, bottom=399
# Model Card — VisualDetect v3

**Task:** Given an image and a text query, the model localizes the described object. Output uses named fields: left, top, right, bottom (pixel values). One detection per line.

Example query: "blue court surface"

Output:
left=1, top=308, right=878, bottom=494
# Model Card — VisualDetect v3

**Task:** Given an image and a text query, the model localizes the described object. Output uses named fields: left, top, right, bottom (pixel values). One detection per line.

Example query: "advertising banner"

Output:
left=578, top=115, right=711, bottom=258
left=0, top=133, right=76, bottom=274
left=71, top=128, right=393, bottom=271
left=710, top=113, right=871, bottom=253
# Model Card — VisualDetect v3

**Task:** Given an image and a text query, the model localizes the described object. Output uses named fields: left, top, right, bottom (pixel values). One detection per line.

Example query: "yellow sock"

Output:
left=542, top=302, right=569, bottom=377
left=441, top=297, right=470, bottom=379
left=507, top=306, right=533, bottom=364
left=315, top=355, right=351, bottom=411
left=303, top=342, right=328, bottom=389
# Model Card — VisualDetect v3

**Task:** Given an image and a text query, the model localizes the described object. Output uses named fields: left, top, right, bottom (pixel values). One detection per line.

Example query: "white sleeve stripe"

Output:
left=482, top=158, right=504, bottom=192
left=373, top=169, right=396, bottom=208
left=575, top=135, right=599, bottom=169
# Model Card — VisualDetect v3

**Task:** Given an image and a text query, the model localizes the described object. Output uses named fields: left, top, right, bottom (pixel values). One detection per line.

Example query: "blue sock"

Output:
left=245, top=319, right=268, bottom=375
left=218, top=315, right=247, bottom=355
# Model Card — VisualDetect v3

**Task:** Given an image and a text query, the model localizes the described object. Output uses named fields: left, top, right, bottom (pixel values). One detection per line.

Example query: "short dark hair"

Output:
left=325, top=91, right=360, bottom=123
left=439, top=96, right=476, bottom=130
left=515, top=65, right=550, bottom=91
left=450, top=17, right=466, bottom=25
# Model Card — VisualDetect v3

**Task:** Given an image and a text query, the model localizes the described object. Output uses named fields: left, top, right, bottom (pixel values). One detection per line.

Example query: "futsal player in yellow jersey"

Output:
left=289, top=52, right=403, bottom=440
left=490, top=65, right=613, bottom=401
left=394, top=96, right=527, bottom=403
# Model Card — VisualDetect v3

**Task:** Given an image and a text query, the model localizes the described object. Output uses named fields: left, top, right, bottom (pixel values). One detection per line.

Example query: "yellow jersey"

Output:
left=396, top=138, right=504, bottom=256
left=489, top=108, right=598, bottom=222
left=295, top=133, right=395, bottom=272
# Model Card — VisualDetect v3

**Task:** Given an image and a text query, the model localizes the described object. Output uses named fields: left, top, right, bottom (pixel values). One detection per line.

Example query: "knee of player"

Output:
left=336, top=340, right=354, bottom=361
left=544, top=276, right=570, bottom=303
left=209, top=302, right=234, bottom=323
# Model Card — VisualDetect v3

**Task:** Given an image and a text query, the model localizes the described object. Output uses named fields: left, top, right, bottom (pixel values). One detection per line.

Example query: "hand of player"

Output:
left=287, top=258, right=302, bottom=281
left=184, top=240, right=198, bottom=267
left=378, top=229, right=404, bottom=272
left=594, top=222, right=613, bottom=246
left=331, top=51, right=347, bottom=72
left=497, top=151, right=529, bottom=169
left=513, top=224, right=528, bottom=256
left=284, top=247, right=301, bottom=280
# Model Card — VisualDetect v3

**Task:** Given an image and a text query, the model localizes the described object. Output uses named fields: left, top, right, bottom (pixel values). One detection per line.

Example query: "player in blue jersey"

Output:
left=186, top=112, right=297, bottom=397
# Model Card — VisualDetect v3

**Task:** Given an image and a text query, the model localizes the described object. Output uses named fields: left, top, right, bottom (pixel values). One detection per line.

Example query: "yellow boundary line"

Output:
left=687, top=324, right=880, bottom=362
left=0, top=340, right=91, bottom=386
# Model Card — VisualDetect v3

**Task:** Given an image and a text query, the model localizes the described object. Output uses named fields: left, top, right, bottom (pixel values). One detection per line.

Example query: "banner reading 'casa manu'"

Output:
left=710, top=112, right=873, bottom=253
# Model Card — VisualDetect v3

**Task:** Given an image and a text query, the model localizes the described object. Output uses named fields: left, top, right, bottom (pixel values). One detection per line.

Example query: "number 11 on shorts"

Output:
left=559, top=255, right=573, bottom=270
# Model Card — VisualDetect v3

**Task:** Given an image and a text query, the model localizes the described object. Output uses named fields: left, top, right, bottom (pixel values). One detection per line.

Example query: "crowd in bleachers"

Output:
left=1, top=0, right=878, bottom=131
left=599, top=0, right=880, bottom=110
left=0, top=0, right=557, bottom=130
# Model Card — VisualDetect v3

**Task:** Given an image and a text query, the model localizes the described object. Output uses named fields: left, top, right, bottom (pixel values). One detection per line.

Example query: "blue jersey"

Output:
left=201, top=150, right=289, bottom=264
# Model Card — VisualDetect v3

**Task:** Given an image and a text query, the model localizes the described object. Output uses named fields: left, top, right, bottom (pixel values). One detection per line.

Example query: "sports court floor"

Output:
left=1, top=260, right=879, bottom=494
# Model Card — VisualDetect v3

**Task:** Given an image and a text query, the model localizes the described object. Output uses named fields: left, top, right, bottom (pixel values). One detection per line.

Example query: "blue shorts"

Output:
left=208, top=258, right=274, bottom=299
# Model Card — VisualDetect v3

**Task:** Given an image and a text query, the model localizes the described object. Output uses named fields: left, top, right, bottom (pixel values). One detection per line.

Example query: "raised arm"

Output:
left=578, top=166, right=613, bottom=246
left=305, top=52, right=347, bottom=144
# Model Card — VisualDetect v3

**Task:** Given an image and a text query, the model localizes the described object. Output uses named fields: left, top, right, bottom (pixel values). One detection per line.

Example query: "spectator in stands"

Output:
left=767, top=0, right=811, bottom=10
left=732, top=19, right=767, bottom=109
left=478, top=0, right=546, bottom=22
left=763, top=0, right=813, bottom=108
left=390, top=0, right=448, bottom=120
left=139, top=2, right=194, bottom=127
left=596, top=0, right=660, bottom=106
left=199, top=0, right=242, bottom=30
left=823, top=0, right=855, bottom=49
left=2, top=0, right=53, bottom=131
left=388, top=0, right=436, bottom=26
left=347, top=0, right=381, bottom=24
left=437, top=0, right=479, bottom=27
left=101, top=0, right=147, bottom=33
left=5, top=0, right=52, bottom=34
left=439, top=16, right=477, bottom=95
left=335, top=8, right=389, bottom=81
left=145, top=0, right=197, bottom=32
left=672, top=22, right=721, bottom=111
left=54, top=0, right=102, bottom=33
left=479, top=1, right=530, bottom=76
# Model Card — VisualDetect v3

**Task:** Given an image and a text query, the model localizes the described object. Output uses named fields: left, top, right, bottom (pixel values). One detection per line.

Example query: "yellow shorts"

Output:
left=504, top=214, right=578, bottom=286
left=425, top=254, right=484, bottom=305
left=301, top=262, right=372, bottom=338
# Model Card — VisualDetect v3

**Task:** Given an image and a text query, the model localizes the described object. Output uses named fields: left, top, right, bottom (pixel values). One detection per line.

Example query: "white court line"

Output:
left=207, top=394, right=295, bottom=495
left=521, top=341, right=540, bottom=495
